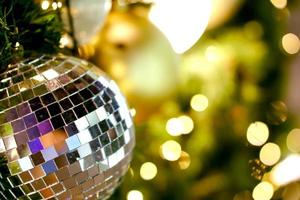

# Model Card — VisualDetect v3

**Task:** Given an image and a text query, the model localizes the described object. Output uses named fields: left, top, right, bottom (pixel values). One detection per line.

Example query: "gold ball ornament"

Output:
left=90, top=5, right=179, bottom=121
left=0, top=55, right=135, bottom=199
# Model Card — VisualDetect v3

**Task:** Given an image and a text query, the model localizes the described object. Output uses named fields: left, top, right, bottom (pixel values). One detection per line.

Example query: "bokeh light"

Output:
left=190, top=94, right=209, bottom=112
left=127, top=190, right=143, bottom=200
left=287, top=129, right=300, bottom=153
left=178, top=151, right=191, bottom=170
left=270, top=0, right=287, bottom=9
left=140, top=162, right=158, bottom=180
left=15, top=42, right=20, bottom=48
left=59, top=34, right=73, bottom=48
left=271, top=154, right=300, bottom=186
left=41, top=0, right=50, bottom=10
left=259, top=143, right=281, bottom=166
left=205, top=45, right=221, bottom=62
left=166, top=118, right=183, bottom=136
left=166, top=115, right=194, bottom=136
left=161, top=140, right=182, bottom=161
left=246, top=121, right=269, bottom=146
left=57, top=2, right=62, bottom=8
left=52, top=2, right=57, bottom=10
left=178, top=115, right=194, bottom=134
left=130, top=108, right=137, bottom=117
left=282, top=33, right=300, bottom=54
left=252, top=181, right=274, bottom=200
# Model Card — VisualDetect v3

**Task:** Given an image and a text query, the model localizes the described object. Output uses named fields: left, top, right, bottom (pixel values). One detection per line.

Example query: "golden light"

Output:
left=166, top=116, right=194, bottom=136
left=205, top=45, right=221, bottom=62
left=57, top=2, right=62, bottom=8
left=270, top=0, right=287, bottom=9
left=178, top=151, right=191, bottom=170
left=130, top=108, right=136, bottom=117
left=252, top=181, right=274, bottom=200
left=140, top=162, right=158, bottom=180
left=161, top=140, right=182, bottom=161
left=282, top=33, right=300, bottom=54
left=59, top=34, right=73, bottom=48
left=107, top=22, right=139, bottom=45
left=52, top=2, right=58, bottom=10
left=127, top=190, right=143, bottom=200
left=41, top=0, right=50, bottom=10
left=178, top=115, right=194, bottom=134
left=259, top=143, right=281, bottom=166
left=149, top=0, right=212, bottom=54
left=190, top=94, right=209, bottom=112
left=166, top=118, right=182, bottom=136
left=246, top=121, right=269, bottom=146
left=271, top=154, right=300, bottom=186
left=15, top=42, right=20, bottom=48
left=287, top=129, right=300, bottom=152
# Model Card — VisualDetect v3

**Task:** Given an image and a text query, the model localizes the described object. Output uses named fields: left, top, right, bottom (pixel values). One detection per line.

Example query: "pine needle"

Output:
left=0, top=0, right=63, bottom=72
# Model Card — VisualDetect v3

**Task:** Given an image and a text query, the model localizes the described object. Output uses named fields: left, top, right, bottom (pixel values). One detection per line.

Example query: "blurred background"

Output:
left=42, top=0, right=300, bottom=199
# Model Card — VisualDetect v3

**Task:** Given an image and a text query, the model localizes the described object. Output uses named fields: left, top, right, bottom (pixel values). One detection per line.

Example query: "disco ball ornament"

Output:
left=0, top=55, right=135, bottom=199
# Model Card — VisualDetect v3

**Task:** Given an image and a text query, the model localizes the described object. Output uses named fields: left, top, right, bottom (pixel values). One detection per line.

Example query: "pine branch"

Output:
left=0, top=0, right=63, bottom=72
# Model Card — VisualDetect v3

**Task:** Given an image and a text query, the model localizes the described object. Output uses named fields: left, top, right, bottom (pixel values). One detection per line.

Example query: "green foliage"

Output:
left=0, top=0, right=63, bottom=72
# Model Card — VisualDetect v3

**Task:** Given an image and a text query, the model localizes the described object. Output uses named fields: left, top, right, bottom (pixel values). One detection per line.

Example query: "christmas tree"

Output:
left=1, top=0, right=300, bottom=200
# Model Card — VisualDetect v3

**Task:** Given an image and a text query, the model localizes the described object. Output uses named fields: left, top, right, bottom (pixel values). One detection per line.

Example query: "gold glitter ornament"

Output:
left=90, top=4, right=179, bottom=121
